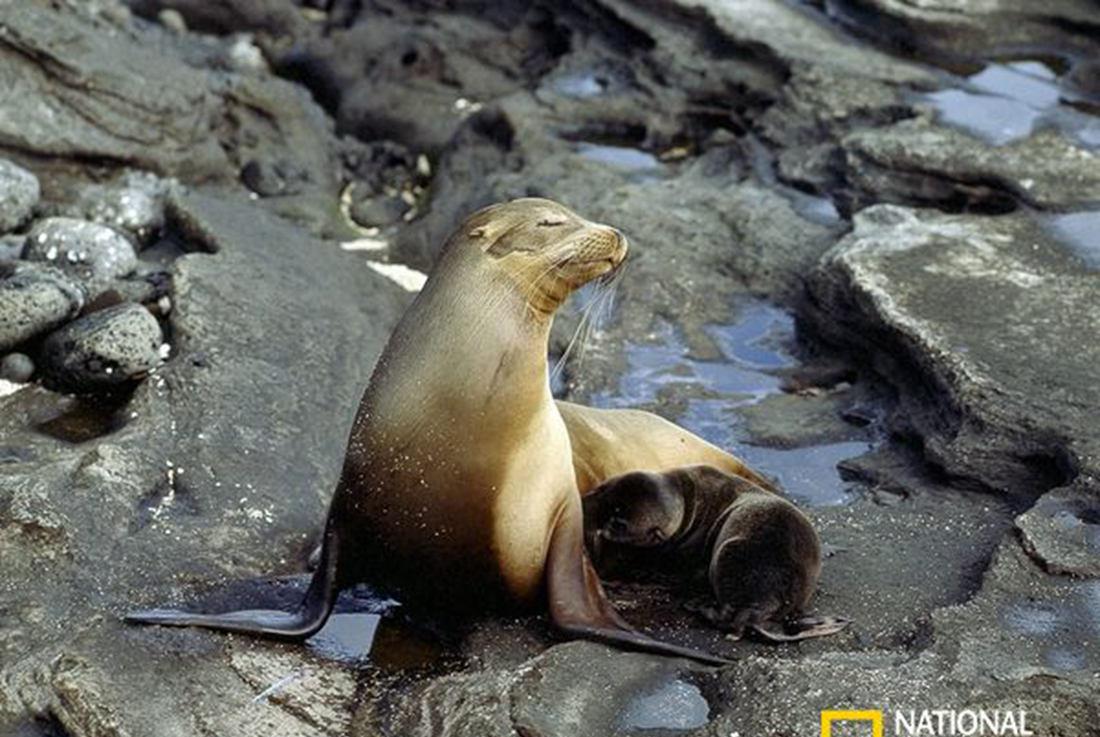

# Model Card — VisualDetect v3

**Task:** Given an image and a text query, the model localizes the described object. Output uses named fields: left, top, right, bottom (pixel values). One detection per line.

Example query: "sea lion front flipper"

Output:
left=750, top=615, right=850, bottom=643
left=546, top=502, right=731, bottom=666
left=125, top=525, right=341, bottom=639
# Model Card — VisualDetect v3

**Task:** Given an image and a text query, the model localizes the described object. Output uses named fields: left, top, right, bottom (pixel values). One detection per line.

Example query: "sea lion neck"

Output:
left=364, top=252, right=556, bottom=428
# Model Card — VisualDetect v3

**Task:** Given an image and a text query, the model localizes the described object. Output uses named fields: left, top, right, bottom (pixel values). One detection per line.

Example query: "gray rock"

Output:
left=60, top=172, right=175, bottom=246
left=23, top=217, right=137, bottom=295
left=736, top=389, right=870, bottom=448
left=656, top=0, right=933, bottom=85
left=0, top=234, right=24, bottom=260
left=157, top=7, right=187, bottom=33
left=0, top=352, right=34, bottom=383
left=842, top=119, right=1100, bottom=212
left=0, top=262, right=84, bottom=352
left=806, top=204, right=1098, bottom=496
left=1015, top=483, right=1100, bottom=576
left=350, top=195, right=406, bottom=228
left=39, top=303, right=163, bottom=391
left=511, top=643, right=699, bottom=737
left=1, top=189, right=408, bottom=735
left=240, top=159, right=310, bottom=197
left=824, top=0, right=1100, bottom=61
left=0, top=2, right=342, bottom=234
left=0, top=159, right=40, bottom=233
left=130, top=0, right=307, bottom=37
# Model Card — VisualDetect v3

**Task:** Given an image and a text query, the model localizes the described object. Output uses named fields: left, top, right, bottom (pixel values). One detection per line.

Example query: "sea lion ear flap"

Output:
left=468, top=226, right=488, bottom=239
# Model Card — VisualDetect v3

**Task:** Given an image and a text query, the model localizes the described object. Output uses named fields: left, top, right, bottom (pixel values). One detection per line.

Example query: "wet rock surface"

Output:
left=2, top=0, right=1099, bottom=735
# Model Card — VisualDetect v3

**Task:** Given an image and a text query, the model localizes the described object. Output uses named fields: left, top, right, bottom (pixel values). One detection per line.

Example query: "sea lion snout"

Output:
left=586, top=470, right=686, bottom=549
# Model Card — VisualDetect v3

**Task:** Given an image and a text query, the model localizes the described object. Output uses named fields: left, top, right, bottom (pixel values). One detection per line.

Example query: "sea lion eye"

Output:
left=538, top=218, right=567, bottom=228
left=606, top=517, right=629, bottom=536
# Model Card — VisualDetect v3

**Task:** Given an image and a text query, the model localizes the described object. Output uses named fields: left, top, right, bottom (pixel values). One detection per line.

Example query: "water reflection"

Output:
left=1044, top=211, right=1100, bottom=271
left=306, top=612, right=381, bottom=663
left=593, top=302, right=867, bottom=506
left=1000, top=580, right=1100, bottom=673
left=617, top=677, right=710, bottom=732
left=924, top=60, right=1099, bottom=148
left=576, top=143, right=664, bottom=181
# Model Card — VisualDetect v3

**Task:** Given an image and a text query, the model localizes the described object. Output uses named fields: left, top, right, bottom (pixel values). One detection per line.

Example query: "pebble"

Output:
left=23, top=217, right=137, bottom=296
left=0, top=262, right=85, bottom=352
left=350, top=196, right=407, bottom=228
left=240, top=159, right=309, bottom=197
left=0, top=352, right=34, bottom=383
left=0, top=234, right=25, bottom=260
left=226, top=34, right=268, bottom=73
left=157, top=8, right=187, bottom=33
left=40, top=303, right=164, bottom=392
left=64, top=172, right=172, bottom=245
left=0, top=159, right=40, bottom=233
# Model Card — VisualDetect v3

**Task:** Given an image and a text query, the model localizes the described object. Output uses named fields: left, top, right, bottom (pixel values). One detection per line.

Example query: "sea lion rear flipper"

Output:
left=546, top=503, right=731, bottom=666
left=125, top=525, right=341, bottom=640
left=751, top=614, right=850, bottom=643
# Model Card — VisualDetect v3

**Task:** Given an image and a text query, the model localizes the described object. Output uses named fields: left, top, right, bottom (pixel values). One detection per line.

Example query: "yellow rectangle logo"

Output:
left=821, top=710, right=884, bottom=737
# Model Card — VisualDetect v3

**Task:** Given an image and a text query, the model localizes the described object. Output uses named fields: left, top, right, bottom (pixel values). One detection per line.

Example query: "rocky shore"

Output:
left=1, top=1, right=1097, bottom=735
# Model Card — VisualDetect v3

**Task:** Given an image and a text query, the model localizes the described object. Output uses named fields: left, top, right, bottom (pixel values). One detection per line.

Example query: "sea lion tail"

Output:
left=125, top=527, right=341, bottom=640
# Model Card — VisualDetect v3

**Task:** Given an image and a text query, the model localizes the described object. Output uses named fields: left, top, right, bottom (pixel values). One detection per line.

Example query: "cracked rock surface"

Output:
left=2, top=0, right=1099, bottom=735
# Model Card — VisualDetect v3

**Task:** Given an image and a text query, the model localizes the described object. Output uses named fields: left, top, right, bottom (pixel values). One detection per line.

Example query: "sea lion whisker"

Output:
left=571, top=270, right=619, bottom=371
left=551, top=279, right=608, bottom=384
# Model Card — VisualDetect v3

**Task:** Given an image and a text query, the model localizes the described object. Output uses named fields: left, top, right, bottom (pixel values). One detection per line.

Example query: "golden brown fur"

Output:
left=557, top=401, right=779, bottom=496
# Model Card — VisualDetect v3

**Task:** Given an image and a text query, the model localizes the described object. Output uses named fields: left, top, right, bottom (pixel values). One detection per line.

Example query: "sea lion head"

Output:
left=452, top=198, right=628, bottom=315
left=587, top=470, right=687, bottom=551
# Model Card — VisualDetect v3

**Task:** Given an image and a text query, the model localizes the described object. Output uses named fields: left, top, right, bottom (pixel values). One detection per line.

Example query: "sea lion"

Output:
left=583, top=465, right=848, bottom=642
left=556, top=400, right=778, bottom=495
left=126, top=198, right=728, bottom=665
left=303, top=403, right=775, bottom=570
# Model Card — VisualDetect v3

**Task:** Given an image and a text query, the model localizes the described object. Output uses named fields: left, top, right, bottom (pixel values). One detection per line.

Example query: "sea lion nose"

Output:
left=611, top=228, right=629, bottom=260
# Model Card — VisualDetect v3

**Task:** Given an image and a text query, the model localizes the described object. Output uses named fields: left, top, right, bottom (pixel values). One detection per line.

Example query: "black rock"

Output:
left=0, top=352, right=34, bottom=383
left=240, top=159, right=311, bottom=197
left=39, top=302, right=164, bottom=392
left=350, top=195, right=407, bottom=228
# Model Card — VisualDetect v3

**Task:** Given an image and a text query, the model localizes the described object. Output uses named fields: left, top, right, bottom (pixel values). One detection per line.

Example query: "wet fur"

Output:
left=584, top=465, right=847, bottom=641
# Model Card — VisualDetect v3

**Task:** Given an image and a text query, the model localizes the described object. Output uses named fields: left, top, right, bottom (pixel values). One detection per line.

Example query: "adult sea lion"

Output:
left=126, top=198, right=728, bottom=665
left=584, top=465, right=848, bottom=642
left=556, top=400, right=778, bottom=495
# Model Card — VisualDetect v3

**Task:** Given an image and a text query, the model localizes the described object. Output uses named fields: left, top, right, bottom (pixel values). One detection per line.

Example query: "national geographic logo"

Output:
left=821, top=710, right=883, bottom=737
left=820, top=709, right=1033, bottom=737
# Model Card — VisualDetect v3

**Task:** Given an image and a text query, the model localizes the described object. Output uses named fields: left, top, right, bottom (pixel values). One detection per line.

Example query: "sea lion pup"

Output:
left=584, top=465, right=848, bottom=642
left=126, top=198, right=728, bottom=665
left=556, top=400, right=779, bottom=495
